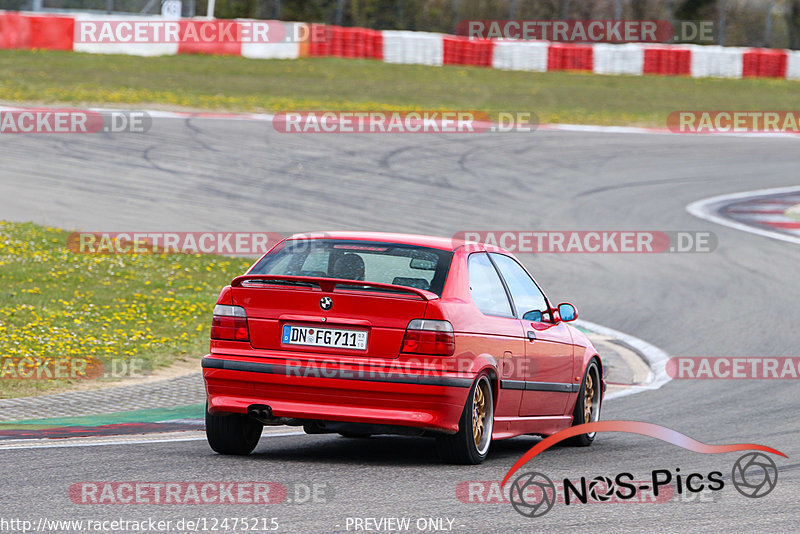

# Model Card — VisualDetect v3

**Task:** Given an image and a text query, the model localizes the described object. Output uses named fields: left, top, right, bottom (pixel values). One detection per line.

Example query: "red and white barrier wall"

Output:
left=2, top=10, right=800, bottom=81
left=0, top=11, right=74, bottom=50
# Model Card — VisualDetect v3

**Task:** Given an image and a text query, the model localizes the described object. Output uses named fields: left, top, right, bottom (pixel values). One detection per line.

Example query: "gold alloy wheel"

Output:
left=584, top=372, right=595, bottom=423
left=472, top=383, right=486, bottom=447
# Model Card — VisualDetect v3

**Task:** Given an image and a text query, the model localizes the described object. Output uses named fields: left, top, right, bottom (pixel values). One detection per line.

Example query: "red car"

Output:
left=202, top=232, right=604, bottom=463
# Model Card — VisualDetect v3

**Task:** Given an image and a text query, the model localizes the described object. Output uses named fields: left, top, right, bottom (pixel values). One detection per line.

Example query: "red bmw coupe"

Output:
left=202, top=232, right=604, bottom=463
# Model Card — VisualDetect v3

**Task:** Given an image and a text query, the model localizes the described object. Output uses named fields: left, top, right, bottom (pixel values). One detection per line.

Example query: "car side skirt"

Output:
left=492, top=415, right=573, bottom=440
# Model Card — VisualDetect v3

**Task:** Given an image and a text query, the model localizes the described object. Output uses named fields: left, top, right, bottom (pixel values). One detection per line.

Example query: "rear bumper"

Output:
left=202, top=354, right=474, bottom=433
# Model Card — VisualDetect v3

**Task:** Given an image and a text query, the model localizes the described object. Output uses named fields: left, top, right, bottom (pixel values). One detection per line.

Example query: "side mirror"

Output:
left=557, top=302, right=577, bottom=322
left=522, top=309, right=543, bottom=322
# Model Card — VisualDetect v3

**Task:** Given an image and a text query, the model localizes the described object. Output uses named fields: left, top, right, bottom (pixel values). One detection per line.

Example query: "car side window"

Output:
left=468, top=253, right=514, bottom=317
left=490, top=253, right=549, bottom=321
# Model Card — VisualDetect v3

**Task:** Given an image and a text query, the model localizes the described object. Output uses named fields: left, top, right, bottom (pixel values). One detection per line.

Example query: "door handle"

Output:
left=527, top=331, right=536, bottom=341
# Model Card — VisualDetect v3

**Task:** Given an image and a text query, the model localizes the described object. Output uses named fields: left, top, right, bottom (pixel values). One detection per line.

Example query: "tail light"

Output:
left=401, top=319, right=455, bottom=356
left=211, top=304, right=249, bottom=342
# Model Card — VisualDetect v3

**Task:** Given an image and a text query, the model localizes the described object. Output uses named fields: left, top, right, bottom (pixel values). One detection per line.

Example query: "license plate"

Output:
left=281, top=325, right=368, bottom=350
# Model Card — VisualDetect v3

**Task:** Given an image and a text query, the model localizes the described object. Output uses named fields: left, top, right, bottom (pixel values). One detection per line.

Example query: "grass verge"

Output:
left=2, top=49, right=800, bottom=126
left=0, top=221, right=251, bottom=398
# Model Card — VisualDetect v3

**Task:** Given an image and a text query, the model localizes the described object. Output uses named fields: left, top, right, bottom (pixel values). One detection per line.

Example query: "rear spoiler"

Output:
left=230, top=274, right=439, bottom=301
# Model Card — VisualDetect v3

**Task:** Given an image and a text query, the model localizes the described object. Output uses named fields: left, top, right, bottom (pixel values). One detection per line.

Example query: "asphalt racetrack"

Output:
left=1, top=119, right=798, bottom=532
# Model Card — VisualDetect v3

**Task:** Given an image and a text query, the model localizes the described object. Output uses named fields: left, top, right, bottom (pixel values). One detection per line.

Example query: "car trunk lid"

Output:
left=230, top=275, right=436, bottom=359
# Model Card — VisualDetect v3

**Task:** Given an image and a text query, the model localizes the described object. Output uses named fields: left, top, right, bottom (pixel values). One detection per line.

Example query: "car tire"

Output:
left=436, top=374, right=494, bottom=464
left=564, top=359, right=601, bottom=447
left=205, top=404, right=263, bottom=455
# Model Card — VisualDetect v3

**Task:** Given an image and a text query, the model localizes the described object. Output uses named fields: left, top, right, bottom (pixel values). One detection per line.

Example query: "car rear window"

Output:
left=248, top=240, right=453, bottom=296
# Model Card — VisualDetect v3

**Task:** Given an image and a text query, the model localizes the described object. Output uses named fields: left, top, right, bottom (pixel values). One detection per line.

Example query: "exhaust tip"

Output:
left=247, top=404, right=273, bottom=420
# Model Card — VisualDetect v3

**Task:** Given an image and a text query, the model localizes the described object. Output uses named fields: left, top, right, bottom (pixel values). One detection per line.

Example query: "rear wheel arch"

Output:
left=471, top=363, right=499, bottom=408
left=437, top=371, right=495, bottom=464
left=486, top=367, right=500, bottom=408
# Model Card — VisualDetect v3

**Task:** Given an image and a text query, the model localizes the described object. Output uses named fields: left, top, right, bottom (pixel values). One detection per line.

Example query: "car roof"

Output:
left=284, top=231, right=507, bottom=253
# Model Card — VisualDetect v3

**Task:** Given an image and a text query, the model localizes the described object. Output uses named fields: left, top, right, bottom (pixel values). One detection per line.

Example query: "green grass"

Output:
left=2, top=49, right=800, bottom=125
left=0, top=222, right=251, bottom=398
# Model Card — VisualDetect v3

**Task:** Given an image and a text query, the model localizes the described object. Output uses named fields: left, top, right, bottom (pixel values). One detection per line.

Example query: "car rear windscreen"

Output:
left=248, top=240, right=453, bottom=296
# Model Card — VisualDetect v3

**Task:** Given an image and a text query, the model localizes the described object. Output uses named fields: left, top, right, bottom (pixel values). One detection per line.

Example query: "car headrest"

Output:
left=333, top=253, right=365, bottom=281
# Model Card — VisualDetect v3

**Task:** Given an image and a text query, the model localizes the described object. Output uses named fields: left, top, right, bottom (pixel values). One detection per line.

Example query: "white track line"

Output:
left=541, top=124, right=800, bottom=138
left=0, top=436, right=207, bottom=451
left=686, top=186, right=800, bottom=246
left=575, top=318, right=671, bottom=401
left=0, top=430, right=305, bottom=451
